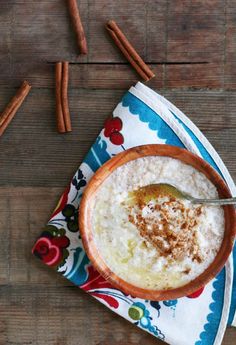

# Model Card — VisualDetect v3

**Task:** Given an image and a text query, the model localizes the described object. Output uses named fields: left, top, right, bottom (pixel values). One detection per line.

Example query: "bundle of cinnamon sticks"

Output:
left=0, top=2, right=155, bottom=138
left=65, top=1, right=154, bottom=80
left=55, top=62, right=71, bottom=133
left=106, top=20, right=155, bottom=82
left=67, top=0, right=87, bottom=55
left=0, top=81, right=31, bottom=137
left=53, top=12, right=155, bottom=132
left=53, top=0, right=88, bottom=133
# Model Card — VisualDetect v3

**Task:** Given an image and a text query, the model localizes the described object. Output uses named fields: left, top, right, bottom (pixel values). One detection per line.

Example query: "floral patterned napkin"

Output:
left=33, top=82, right=236, bottom=345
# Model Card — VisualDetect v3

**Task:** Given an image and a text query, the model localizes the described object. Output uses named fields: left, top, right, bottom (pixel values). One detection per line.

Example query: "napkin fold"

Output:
left=33, top=82, right=236, bottom=345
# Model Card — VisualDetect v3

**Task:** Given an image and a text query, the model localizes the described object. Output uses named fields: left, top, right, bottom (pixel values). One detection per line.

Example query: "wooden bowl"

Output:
left=79, top=144, right=236, bottom=300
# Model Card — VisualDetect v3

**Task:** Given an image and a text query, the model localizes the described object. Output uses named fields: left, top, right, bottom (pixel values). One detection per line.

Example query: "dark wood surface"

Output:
left=0, top=1, right=235, bottom=344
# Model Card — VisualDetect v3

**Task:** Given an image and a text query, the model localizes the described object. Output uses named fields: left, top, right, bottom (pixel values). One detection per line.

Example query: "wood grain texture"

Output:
left=1, top=89, right=236, bottom=186
left=0, top=0, right=234, bottom=89
left=0, top=0, right=235, bottom=344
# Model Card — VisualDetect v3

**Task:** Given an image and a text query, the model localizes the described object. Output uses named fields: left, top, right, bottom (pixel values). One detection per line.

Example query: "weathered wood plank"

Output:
left=147, top=12, right=167, bottom=62
left=9, top=198, right=31, bottom=283
left=0, top=198, right=9, bottom=284
left=10, top=1, right=226, bottom=62
left=168, top=0, right=225, bottom=14
left=0, top=89, right=236, bottom=186
left=89, top=2, right=150, bottom=62
left=0, top=2, right=11, bottom=66
left=0, top=0, right=230, bottom=89
left=0, top=60, right=226, bottom=90
left=165, top=63, right=224, bottom=88
left=225, top=11, right=236, bottom=89
left=0, top=61, right=228, bottom=91
left=167, top=14, right=224, bottom=60
left=166, top=0, right=226, bottom=88
left=0, top=187, right=69, bottom=285
left=0, top=284, right=235, bottom=345
left=13, top=0, right=88, bottom=63
left=163, top=90, right=236, bottom=130
left=1, top=88, right=236, bottom=133
left=0, top=285, right=164, bottom=345
left=0, top=62, right=164, bottom=89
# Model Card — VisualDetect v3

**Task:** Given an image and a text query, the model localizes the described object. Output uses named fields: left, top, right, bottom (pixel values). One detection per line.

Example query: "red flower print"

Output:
left=187, top=286, right=205, bottom=298
left=104, top=117, right=124, bottom=146
left=110, top=132, right=124, bottom=145
left=51, top=236, right=70, bottom=248
left=104, top=117, right=122, bottom=136
left=81, top=266, right=114, bottom=291
left=91, top=292, right=119, bottom=309
left=81, top=266, right=119, bottom=309
left=33, top=236, right=70, bottom=267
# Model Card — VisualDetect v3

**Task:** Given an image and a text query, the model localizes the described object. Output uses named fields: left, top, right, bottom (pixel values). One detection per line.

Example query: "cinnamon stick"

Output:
left=55, top=61, right=72, bottom=133
left=55, top=62, right=66, bottom=133
left=67, top=0, right=88, bottom=55
left=106, top=20, right=155, bottom=81
left=0, top=81, right=31, bottom=137
left=61, top=61, right=72, bottom=132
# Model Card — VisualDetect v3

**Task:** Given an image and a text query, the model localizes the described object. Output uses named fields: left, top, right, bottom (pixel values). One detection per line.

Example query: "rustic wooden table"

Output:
left=0, top=1, right=235, bottom=344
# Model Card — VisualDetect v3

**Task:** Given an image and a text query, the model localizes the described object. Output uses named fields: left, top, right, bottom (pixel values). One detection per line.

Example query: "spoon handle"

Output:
left=192, top=197, right=236, bottom=205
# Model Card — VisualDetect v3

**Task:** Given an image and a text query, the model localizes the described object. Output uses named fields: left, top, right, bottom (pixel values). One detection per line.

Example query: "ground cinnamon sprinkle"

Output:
left=183, top=268, right=191, bottom=274
left=127, top=195, right=203, bottom=263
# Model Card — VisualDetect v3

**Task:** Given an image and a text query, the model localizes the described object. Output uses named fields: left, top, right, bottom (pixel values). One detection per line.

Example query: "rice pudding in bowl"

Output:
left=92, top=157, right=223, bottom=290
left=80, top=145, right=236, bottom=300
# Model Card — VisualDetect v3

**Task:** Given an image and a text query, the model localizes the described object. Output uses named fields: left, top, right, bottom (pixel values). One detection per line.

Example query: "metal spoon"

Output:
left=134, top=183, right=236, bottom=206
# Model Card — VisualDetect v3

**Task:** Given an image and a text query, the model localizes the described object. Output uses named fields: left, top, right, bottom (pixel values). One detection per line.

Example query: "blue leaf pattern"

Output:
left=122, top=92, right=185, bottom=148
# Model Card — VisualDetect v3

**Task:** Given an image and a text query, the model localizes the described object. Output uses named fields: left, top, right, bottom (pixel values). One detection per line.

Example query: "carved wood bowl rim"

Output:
left=79, top=144, right=236, bottom=300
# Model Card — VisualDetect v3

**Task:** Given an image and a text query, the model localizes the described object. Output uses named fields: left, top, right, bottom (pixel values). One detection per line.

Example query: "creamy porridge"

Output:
left=91, top=156, right=225, bottom=290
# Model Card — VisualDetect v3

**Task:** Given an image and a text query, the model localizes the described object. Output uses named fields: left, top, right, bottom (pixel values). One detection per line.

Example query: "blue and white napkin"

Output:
left=33, top=82, right=236, bottom=345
